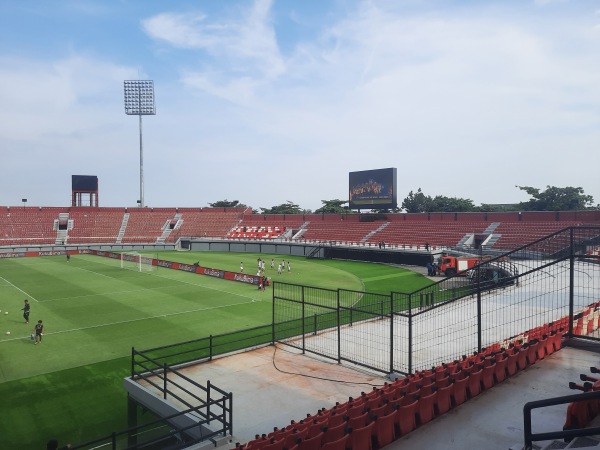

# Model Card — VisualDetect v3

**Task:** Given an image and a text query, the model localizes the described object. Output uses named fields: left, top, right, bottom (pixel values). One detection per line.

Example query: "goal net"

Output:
left=120, top=252, right=156, bottom=272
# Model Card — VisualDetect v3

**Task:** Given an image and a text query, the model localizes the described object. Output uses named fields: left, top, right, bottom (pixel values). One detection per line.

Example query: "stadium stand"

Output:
left=166, top=208, right=244, bottom=243
left=0, top=206, right=65, bottom=246
left=365, top=220, right=490, bottom=249
left=2, top=207, right=598, bottom=251
left=2, top=206, right=599, bottom=449
left=67, top=207, right=124, bottom=244
left=300, top=221, right=378, bottom=245
left=227, top=215, right=305, bottom=240
left=226, top=300, right=593, bottom=450
left=226, top=210, right=600, bottom=252
left=121, top=208, right=177, bottom=244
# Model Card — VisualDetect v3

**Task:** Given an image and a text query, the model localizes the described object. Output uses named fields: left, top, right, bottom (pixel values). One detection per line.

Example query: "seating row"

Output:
left=233, top=299, right=600, bottom=450
left=565, top=367, right=600, bottom=431
left=232, top=318, right=578, bottom=450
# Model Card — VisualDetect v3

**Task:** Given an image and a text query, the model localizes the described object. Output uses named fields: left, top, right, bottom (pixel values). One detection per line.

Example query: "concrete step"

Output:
left=538, top=435, right=600, bottom=450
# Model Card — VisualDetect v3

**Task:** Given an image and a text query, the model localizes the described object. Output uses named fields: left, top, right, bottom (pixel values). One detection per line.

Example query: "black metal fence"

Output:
left=274, top=226, right=600, bottom=375
left=112, top=226, right=598, bottom=449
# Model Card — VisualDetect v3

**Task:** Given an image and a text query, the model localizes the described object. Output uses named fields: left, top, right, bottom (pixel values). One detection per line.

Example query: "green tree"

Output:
left=260, top=201, right=309, bottom=214
left=314, top=199, right=352, bottom=214
left=401, top=188, right=432, bottom=213
left=370, top=207, right=401, bottom=213
left=478, top=203, right=519, bottom=212
left=517, top=186, right=595, bottom=211
left=429, top=195, right=477, bottom=212
left=208, top=200, right=248, bottom=208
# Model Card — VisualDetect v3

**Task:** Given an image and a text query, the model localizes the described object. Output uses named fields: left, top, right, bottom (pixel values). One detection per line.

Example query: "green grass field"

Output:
left=0, top=251, right=430, bottom=449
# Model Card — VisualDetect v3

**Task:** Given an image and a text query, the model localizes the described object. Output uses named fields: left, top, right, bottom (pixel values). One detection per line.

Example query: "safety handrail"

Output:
left=523, top=390, right=600, bottom=449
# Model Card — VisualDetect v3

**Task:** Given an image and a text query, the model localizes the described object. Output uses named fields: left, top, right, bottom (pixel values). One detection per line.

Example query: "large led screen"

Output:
left=72, top=175, right=98, bottom=191
left=349, top=168, right=397, bottom=209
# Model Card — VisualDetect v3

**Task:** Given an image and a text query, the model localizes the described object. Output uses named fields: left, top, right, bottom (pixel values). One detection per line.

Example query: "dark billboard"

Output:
left=349, top=168, right=397, bottom=209
left=72, top=175, right=98, bottom=191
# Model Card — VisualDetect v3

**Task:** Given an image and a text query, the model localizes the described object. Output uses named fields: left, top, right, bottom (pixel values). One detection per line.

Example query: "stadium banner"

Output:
left=0, top=251, right=28, bottom=258
left=0, top=249, right=264, bottom=286
left=177, top=263, right=196, bottom=273
left=202, top=267, right=225, bottom=279
left=0, top=250, right=67, bottom=258
left=84, top=250, right=261, bottom=286
left=228, top=273, right=261, bottom=285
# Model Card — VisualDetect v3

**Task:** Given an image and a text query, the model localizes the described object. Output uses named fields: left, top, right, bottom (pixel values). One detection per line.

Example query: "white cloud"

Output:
left=142, top=13, right=217, bottom=49
left=534, top=0, right=570, bottom=5
left=0, top=56, right=134, bottom=140
left=1, top=1, right=599, bottom=210
left=142, top=0, right=284, bottom=102
left=231, top=3, right=600, bottom=206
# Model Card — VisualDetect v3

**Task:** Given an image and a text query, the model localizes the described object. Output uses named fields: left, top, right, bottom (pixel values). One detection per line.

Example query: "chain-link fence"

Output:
left=273, top=227, right=600, bottom=375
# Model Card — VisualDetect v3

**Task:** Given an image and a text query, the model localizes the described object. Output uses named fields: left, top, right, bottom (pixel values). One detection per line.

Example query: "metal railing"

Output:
left=273, top=227, right=600, bottom=375
left=523, top=390, right=600, bottom=450
left=69, top=402, right=226, bottom=450
left=131, top=349, right=232, bottom=430
left=110, top=226, right=599, bottom=449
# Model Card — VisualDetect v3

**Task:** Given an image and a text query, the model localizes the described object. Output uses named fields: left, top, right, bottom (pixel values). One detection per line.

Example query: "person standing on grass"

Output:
left=33, top=320, right=44, bottom=345
left=240, top=262, right=244, bottom=273
left=21, top=299, right=30, bottom=324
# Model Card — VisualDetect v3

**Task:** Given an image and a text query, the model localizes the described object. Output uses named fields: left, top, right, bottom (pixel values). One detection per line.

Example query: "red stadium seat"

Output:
left=395, top=398, right=418, bottom=436
left=322, top=422, right=348, bottom=446
left=320, top=435, right=348, bottom=450
left=506, top=350, right=519, bottom=377
left=297, top=432, right=323, bottom=450
left=494, top=354, right=508, bottom=383
left=417, top=390, right=438, bottom=425
left=482, top=361, right=496, bottom=390
left=372, top=410, right=397, bottom=448
left=436, top=383, right=453, bottom=415
left=346, top=422, right=375, bottom=450
left=451, top=377, right=469, bottom=406
left=467, top=366, right=483, bottom=398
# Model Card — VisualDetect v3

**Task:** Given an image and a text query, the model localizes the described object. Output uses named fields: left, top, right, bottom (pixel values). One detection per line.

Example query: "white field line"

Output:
left=39, top=284, right=189, bottom=303
left=0, top=276, right=39, bottom=302
left=0, top=299, right=256, bottom=342
left=70, top=254, right=262, bottom=302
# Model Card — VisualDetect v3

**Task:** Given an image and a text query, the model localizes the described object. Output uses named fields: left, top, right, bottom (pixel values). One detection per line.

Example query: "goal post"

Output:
left=120, top=251, right=156, bottom=272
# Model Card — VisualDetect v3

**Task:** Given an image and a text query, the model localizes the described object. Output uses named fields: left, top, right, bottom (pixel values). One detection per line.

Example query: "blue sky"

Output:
left=1, top=0, right=599, bottom=211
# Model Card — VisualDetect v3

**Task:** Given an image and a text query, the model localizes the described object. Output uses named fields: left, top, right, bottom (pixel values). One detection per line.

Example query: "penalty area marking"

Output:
left=39, top=284, right=192, bottom=303
left=0, top=276, right=39, bottom=302
left=362, top=272, right=418, bottom=282
left=0, top=299, right=258, bottom=343
left=71, top=253, right=263, bottom=303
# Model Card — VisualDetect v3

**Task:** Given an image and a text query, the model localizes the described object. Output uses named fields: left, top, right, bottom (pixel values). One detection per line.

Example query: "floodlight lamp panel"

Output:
left=123, top=80, right=156, bottom=115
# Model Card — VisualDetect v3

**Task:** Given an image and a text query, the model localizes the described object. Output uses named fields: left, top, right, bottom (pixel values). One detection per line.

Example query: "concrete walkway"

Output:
left=142, top=341, right=600, bottom=450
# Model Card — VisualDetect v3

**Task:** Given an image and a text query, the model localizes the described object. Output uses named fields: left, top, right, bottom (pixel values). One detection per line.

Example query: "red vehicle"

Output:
left=436, top=255, right=491, bottom=277
left=584, top=247, right=600, bottom=263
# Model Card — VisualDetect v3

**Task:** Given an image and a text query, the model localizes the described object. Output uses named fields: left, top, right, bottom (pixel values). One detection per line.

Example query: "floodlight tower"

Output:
left=124, top=80, right=156, bottom=208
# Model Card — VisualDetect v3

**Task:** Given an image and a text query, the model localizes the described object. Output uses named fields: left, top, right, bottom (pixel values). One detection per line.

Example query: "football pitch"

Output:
left=0, top=251, right=431, bottom=448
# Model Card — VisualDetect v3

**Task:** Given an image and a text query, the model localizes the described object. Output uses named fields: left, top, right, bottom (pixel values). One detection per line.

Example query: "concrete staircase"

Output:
left=115, top=213, right=129, bottom=244
left=483, top=222, right=502, bottom=248
left=456, top=222, right=502, bottom=248
left=291, top=222, right=310, bottom=240
left=535, top=434, right=600, bottom=449
left=360, top=221, right=389, bottom=244
left=55, top=213, right=70, bottom=244
left=157, top=213, right=182, bottom=244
